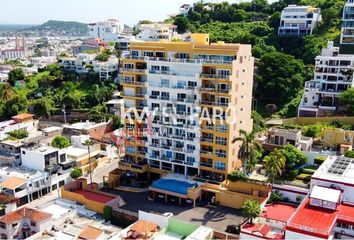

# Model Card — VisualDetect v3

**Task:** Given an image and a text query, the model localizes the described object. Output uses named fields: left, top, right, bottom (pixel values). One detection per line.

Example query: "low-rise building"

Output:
left=0, top=193, right=17, bottom=216
left=136, top=23, right=180, bottom=41
left=93, top=56, right=118, bottom=81
left=321, top=128, right=354, bottom=153
left=298, top=41, right=354, bottom=117
left=0, top=207, right=52, bottom=240
left=88, top=19, right=125, bottom=42
left=62, top=121, right=112, bottom=141
left=0, top=113, right=37, bottom=141
left=256, top=128, right=313, bottom=152
left=278, top=5, right=322, bottom=36
left=58, top=53, right=97, bottom=74
left=341, top=0, right=354, bottom=44
left=180, top=4, right=193, bottom=16
left=30, top=57, right=57, bottom=69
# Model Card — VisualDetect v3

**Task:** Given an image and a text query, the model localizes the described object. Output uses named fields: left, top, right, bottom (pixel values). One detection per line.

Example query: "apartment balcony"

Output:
left=201, top=137, right=214, bottom=144
left=119, top=160, right=148, bottom=173
left=200, top=101, right=229, bottom=107
left=119, top=79, right=147, bottom=86
left=200, top=150, right=213, bottom=157
left=148, top=70, right=199, bottom=78
left=200, top=86, right=231, bottom=94
left=122, top=68, right=147, bottom=74
left=200, top=161, right=213, bottom=169
left=126, top=56, right=233, bottom=65
left=122, top=93, right=147, bottom=100
left=200, top=74, right=231, bottom=81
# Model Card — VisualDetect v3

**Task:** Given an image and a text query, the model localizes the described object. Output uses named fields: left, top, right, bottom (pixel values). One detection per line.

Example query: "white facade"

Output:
left=136, top=24, right=179, bottom=42
left=93, top=56, right=118, bottom=81
left=30, top=57, right=57, bottom=69
left=298, top=41, right=354, bottom=117
left=59, top=53, right=97, bottom=74
left=180, top=4, right=193, bottom=16
left=0, top=119, right=38, bottom=142
left=0, top=73, right=8, bottom=83
left=88, top=19, right=125, bottom=42
left=341, top=0, right=354, bottom=44
left=278, top=5, right=322, bottom=36
left=0, top=50, right=26, bottom=61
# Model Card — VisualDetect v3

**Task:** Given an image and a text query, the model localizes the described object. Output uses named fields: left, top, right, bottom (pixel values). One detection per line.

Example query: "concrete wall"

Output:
left=138, top=211, right=169, bottom=229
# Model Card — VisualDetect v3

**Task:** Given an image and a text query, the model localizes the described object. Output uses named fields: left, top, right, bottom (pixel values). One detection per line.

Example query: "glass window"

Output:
left=214, top=161, right=226, bottom=170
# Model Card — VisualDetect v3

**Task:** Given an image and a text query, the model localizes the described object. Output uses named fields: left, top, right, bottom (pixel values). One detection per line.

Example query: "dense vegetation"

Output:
left=173, top=0, right=348, bottom=117
left=0, top=64, right=118, bottom=122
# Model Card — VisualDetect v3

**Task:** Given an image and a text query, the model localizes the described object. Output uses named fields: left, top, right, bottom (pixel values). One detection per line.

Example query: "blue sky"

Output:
left=1, top=0, right=276, bottom=25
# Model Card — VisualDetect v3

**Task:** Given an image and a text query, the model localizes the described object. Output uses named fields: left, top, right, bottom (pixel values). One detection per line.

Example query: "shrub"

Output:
left=344, top=150, right=354, bottom=158
left=70, top=168, right=82, bottom=180
left=51, top=135, right=71, bottom=149
left=314, top=156, right=327, bottom=165
left=268, top=190, right=283, bottom=203
left=103, top=206, right=112, bottom=221
left=8, top=129, right=29, bottom=139
left=227, top=170, right=247, bottom=182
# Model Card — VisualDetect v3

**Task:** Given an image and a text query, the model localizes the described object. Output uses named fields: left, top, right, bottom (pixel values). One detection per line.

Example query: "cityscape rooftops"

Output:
left=241, top=223, right=284, bottom=239
left=0, top=176, right=26, bottom=190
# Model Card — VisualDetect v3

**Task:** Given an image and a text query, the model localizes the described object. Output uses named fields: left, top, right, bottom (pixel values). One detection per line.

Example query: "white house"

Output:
left=341, top=0, right=354, bottom=44
left=298, top=41, right=354, bottom=117
left=88, top=19, right=125, bottom=42
left=278, top=5, right=322, bottom=36
left=136, top=23, right=180, bottom=42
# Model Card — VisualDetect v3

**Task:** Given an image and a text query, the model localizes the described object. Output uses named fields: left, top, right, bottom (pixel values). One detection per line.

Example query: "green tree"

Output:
left=0, top=83, right=15, bottom=101
left=256, top=52, right=311, bottom=104
left=264, top=149, right=286, bottom=183
left=174, top=16, right=190, bottom=33
left=103, top=206, right=113, bottom=221
left=8, top=68, right=25, bottom=86
left=70, top=168, right=83, bottom=180
left=268, top=190, right=283, bottom=203
left=32, top=97, right=55, bottom=117
left=339, top=88, right=354, bottom=116
left=242, top=200, right=261, bottom=224
left=111, top=115, right=123, bottom=131
left=138, top=20, right=153, bottom=24
left=232, top=129, right=259, bottom=174
left=3, top=95, right=29, bottom=118
left=51, top=136, right=71, bottom=149
left=281, top=144, right=307, bottom=176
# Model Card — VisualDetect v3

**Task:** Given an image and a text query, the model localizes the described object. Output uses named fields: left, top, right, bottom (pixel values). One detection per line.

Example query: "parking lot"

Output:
left=109, top=189, right=245, bottom=233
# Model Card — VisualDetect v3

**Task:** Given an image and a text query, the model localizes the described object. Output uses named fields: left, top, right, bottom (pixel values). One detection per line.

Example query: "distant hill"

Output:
left=22, top=20, right=88, bottom=36
left=0, top=24, right=35, bottom=32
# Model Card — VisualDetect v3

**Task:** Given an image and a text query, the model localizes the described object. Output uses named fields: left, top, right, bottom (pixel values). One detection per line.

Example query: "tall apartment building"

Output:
left=341, top=0, right=354, bottom=44
left=120, top=34, right=254, bottom=182
left=278, top=5, right=322, bottom=36
left=298, top=41, right=354, bottom=117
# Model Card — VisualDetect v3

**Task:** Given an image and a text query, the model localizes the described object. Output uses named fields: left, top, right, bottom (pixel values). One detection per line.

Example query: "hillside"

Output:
left=171, top=0, right=347, bottom=117
left=22, top=20, right=88, bottom=36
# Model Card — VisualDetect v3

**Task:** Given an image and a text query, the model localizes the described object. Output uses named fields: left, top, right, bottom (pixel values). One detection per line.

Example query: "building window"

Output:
left=0, top=223, right=6, bottom=229
left=0, top=234, right=7, bottom=239
left=12, top=223, right=17, bottom=228
left=214, top=161, right=226, bottom=170
left=30, top=221, right=36, bottom=227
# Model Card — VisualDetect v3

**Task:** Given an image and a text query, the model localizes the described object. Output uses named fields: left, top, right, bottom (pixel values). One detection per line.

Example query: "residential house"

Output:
left=278, top=5, right=322, bottom=36
left=298, top=41, right=354, bottom=117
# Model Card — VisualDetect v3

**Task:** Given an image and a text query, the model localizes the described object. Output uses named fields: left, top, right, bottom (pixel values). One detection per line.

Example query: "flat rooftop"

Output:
left=74, top=189, right=115, bottom=204
left=286, top=197, right=337, bottom=238
left=261, top=203, right=297, bottom=223
left=312, top=156, right=354, bottom=185
left=0, top=166, right=45, bottom=180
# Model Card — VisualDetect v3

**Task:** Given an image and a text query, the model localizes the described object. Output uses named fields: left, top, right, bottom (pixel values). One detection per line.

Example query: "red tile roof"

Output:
left=261, top=203, right=297, bottom=223
left=286, top=198, right=337, bottom=238
left=0, top=207, right=52, bottom=224
left=241, top=223, right=277, bottom=238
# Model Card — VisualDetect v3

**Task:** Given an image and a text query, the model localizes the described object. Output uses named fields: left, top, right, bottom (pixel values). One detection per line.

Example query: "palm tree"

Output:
left=243, top=200, right=261, bottom=224
left=264, top=149, right=286, bottom=183
left=232, top=129, right=259, bottom=174
left=83, top=139, right=95, bottom=188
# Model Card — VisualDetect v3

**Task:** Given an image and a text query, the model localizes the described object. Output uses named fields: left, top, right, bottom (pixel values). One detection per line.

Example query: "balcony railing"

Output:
left=124, top=56, right=233, bottom=65
left=122, top=68, right=146, bottom=73
left=149, top=70, right=198, bottom=78
left=201, top=137, right=213, bottom=143
left=201, top=101, right=229, bottom=107
left=200, top=74, right=231, bottom=80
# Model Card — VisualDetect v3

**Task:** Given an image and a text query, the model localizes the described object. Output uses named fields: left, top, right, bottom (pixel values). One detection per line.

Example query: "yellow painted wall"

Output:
left=322, top=128, right=354, bottom=148
left=216, top=190, right=264, bottom=209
